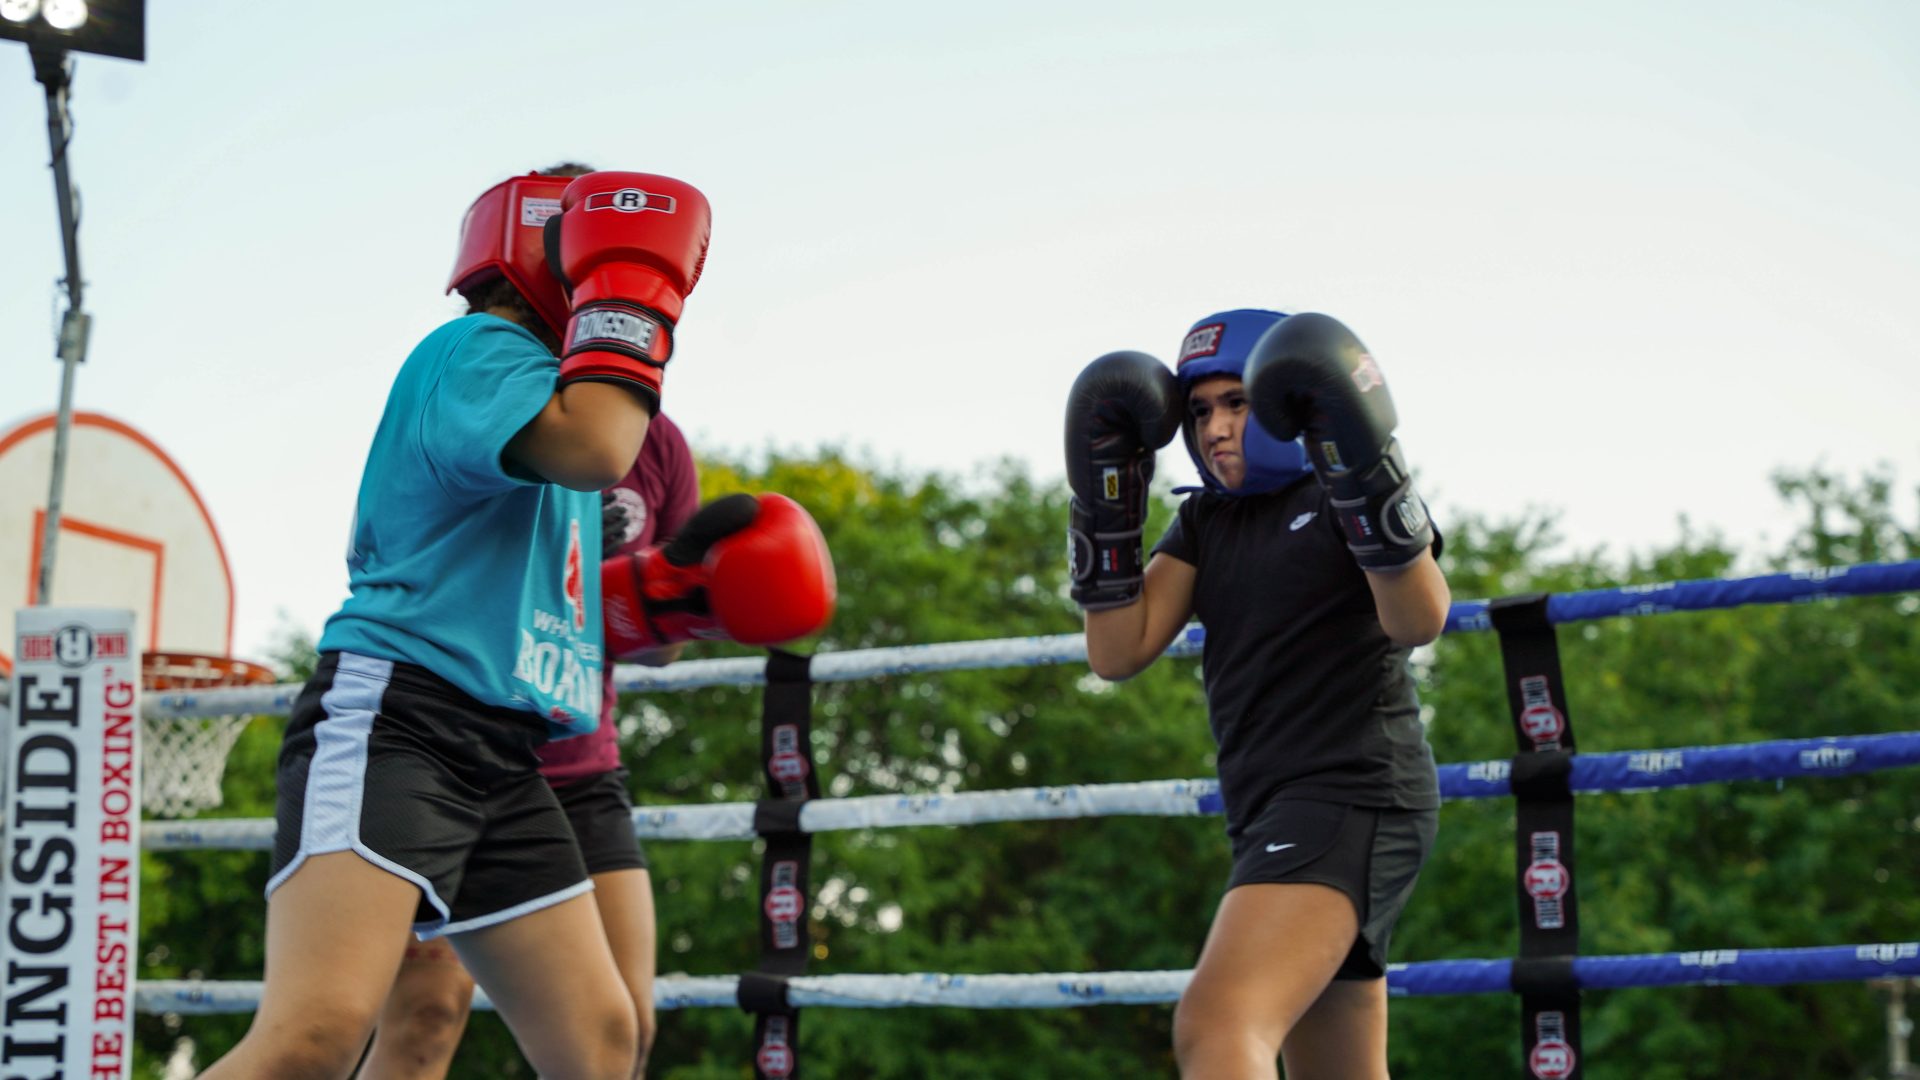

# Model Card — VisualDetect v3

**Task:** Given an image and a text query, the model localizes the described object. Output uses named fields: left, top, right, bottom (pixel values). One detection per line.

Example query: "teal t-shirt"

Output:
left=319, top=314, right=603, bottom=736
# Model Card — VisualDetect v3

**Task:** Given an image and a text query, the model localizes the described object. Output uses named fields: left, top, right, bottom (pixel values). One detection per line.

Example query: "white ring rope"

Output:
left=134, top=971, right=1183, bottom=1015
left=142, top=778, right=1223, bottom=850
left=121, top=631, right=1165, bottom=719
left=133, top=941, right=1920, bottom=1015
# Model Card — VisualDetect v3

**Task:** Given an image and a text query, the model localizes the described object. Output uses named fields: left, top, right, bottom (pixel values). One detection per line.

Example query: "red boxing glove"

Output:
left=549, top=171, right=712, bottom=411
left=601, top=493, right=836, bottom=659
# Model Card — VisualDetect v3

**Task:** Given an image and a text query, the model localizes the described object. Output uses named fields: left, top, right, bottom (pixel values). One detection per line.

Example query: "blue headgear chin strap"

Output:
left=1173, top=308, right=1315, bottom=497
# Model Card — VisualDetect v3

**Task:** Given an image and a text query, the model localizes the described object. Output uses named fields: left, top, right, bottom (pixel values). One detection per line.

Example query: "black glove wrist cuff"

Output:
left=1325, top=442, right=1434, bottom=570
left=1068, top=497, right=1145, bottom=610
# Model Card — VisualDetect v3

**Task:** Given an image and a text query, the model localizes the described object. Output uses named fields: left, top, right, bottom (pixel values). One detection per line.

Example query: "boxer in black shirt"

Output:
left=1067, top=309, right=1449, bottom=1079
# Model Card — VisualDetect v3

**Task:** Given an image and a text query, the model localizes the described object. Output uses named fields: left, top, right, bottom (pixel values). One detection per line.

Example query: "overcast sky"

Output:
left=2, top=1, right=1916, bottom=663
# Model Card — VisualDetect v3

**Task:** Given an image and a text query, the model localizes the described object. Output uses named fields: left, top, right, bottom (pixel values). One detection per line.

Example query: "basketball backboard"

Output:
left=0, top=411, right=233, bottom=676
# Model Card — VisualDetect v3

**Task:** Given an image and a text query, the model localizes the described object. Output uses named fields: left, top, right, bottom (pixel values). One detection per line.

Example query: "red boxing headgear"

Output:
left=448, top=173, right=573, bottom=339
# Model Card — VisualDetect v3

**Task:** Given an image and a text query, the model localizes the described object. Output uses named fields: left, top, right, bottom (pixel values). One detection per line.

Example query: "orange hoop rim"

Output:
left=141, top=651, right=278, bottom=691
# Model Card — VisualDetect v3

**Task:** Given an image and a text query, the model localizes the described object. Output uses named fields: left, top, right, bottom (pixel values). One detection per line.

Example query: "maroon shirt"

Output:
left=538, top=412, right=699, bottom=785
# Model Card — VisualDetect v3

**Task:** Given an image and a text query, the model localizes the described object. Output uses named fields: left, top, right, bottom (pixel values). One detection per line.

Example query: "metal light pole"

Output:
left=29, top=45, right=90, bottom=606
left=1, top=0, right=146, bottom=602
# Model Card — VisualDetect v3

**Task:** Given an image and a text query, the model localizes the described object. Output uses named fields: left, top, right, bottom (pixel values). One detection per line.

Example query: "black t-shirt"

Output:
left=1152, top=476, right=1441, bottom=834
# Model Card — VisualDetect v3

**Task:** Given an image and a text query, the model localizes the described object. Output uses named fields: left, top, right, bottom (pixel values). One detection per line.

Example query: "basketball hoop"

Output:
left=141, top=651, right=278, bottom=820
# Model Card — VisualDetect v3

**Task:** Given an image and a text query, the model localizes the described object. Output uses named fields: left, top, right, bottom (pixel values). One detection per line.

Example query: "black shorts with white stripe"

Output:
left=269, top=651, right=590, bottom=938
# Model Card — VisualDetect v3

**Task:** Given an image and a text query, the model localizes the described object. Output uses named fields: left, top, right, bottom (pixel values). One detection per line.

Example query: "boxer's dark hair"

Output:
left=457, top=162, right=598, bottom=346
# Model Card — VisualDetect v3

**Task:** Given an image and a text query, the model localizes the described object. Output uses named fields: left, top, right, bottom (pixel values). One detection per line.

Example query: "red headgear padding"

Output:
left=448, top=173, right=573, bottom=339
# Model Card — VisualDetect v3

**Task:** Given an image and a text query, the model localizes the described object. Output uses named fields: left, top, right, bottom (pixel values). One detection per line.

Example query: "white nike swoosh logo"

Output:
left=1289, top=512, right=1317, bottom=531
left=1265, top=842, right=1296, bottom=853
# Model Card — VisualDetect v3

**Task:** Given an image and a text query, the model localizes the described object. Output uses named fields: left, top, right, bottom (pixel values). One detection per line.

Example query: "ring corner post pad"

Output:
left=1489, top=591, right=1586, bottom=1078
left=747, top=647, right=819, bottom=1078
left=1511, top=957, right=1583, bottom=1080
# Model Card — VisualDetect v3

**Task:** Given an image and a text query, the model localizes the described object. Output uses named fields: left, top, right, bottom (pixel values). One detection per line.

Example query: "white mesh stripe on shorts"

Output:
left=263, top=654, right=450, bottom=928
left=431, top=879, right=596, bottom=939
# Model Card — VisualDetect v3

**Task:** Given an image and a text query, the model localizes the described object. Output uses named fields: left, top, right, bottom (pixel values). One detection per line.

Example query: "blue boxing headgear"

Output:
left=1175, top=308, right=1314, bottom=497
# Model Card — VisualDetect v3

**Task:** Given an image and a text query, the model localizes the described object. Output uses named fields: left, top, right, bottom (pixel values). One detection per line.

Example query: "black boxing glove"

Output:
left=1063, top=351, right=1182, bottom=609
left=1243, top=313, right=1434, bottom=571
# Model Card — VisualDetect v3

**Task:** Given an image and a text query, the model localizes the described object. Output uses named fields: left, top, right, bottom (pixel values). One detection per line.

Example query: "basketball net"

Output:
left=141, top=652, right=277, bottom=819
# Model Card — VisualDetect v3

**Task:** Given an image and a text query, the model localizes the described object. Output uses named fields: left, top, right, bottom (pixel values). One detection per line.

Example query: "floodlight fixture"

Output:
left=42, top=0, right=84, bottom=31
left=0, top=0, right=138, bottom=60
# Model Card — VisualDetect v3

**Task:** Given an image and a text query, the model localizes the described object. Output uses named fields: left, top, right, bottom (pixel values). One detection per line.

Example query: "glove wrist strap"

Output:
left=563, top=300, right=674, bottom=365
left=1068, top=496, right=1147, bottom=610
left=1324, top=440, right=1433, bottom=571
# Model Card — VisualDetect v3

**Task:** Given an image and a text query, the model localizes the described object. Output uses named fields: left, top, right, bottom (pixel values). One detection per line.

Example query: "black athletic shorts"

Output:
left=1227, top=797, right=1438, bottom=980
left=552, top=767, right=648, bottom=875
left=269, top=652, right=591, bottom=939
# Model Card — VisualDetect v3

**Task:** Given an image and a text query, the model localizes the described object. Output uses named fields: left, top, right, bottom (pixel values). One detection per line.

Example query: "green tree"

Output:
left=1396, top=469, right=1920, bottom=1080
left=134, top=459, right=1920, bottom=1078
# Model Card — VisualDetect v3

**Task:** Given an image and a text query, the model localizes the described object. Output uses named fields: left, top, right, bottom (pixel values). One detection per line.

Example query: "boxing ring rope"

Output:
left=119, top=558, right=1920, bottom=1065
left=140, top=728, right=1920, bottom=851
left=118, top=558, right=1920, bottom=718
left=137, top=942, right=1920, bottom=1016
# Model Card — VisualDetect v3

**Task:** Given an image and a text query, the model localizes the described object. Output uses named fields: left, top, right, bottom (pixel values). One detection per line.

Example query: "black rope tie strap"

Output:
left=1489, top=593, right=1583, bottom=1080
left=742, top=649, right=819, bottom=1079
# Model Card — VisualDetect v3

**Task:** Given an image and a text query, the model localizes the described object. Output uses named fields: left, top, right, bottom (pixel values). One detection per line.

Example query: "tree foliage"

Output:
left=132, top=459, right=1920, bottom=1078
